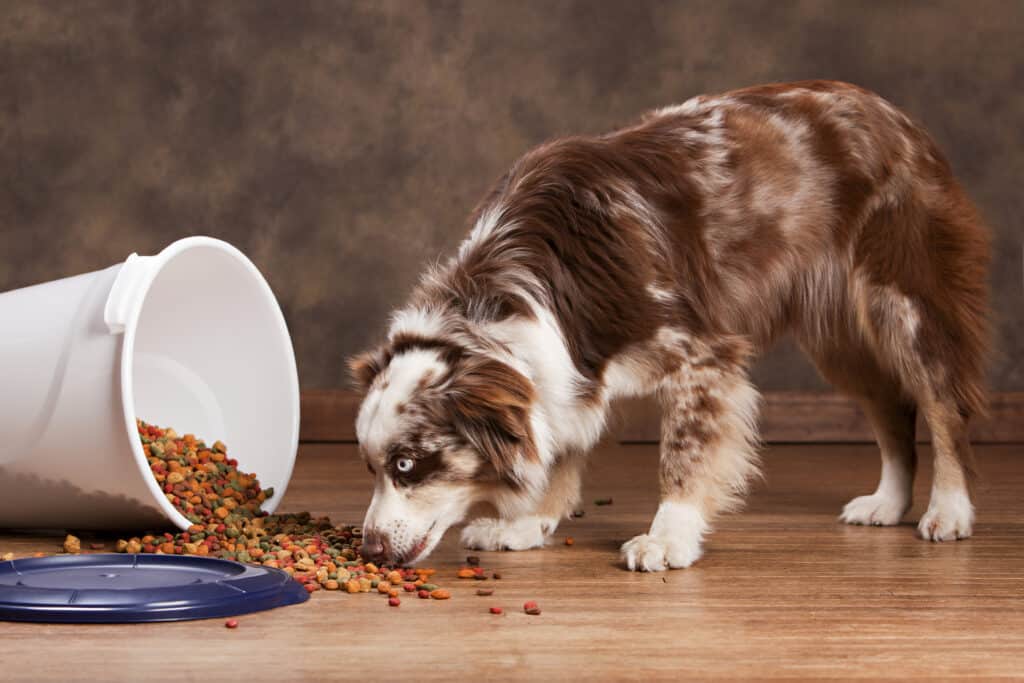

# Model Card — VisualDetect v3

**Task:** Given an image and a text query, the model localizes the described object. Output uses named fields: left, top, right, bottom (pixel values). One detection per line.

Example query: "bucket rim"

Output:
left=117, top=236, right=301, bottom=531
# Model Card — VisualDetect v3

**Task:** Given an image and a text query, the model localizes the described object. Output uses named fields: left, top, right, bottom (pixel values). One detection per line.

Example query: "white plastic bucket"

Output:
left=0, top=237, right=300, bottom=531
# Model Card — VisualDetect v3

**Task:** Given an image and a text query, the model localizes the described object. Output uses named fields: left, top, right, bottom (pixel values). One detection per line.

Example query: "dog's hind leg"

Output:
left=849, top=191, right=989, bottom=541
left=802, top=335, right=919, bottom=526
left=621, top=337, right=761, bottom=571
left=461, top=452, right=584, bottom=551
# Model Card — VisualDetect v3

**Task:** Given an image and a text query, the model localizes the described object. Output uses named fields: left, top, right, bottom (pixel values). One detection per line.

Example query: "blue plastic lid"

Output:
left=0, top=554, right=309, bottom=623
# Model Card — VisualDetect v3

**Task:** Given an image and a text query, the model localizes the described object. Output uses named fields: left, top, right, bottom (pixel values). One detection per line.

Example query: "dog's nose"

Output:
left=360, top=530, right=386, bottom=563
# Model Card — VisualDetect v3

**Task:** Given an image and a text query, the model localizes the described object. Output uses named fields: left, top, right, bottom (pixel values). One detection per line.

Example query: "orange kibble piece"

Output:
left=457, top=568, right=476, bottom=579
left=215, top=507, right=229, bottom=519
left=430, top=589, right=450, bottom=600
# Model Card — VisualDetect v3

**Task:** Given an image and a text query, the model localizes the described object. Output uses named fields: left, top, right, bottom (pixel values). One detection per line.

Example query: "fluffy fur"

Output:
left=351, top=80, right=990, bottom=570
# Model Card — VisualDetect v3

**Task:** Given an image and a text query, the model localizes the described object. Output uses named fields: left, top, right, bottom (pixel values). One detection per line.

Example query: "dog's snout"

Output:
left=360, top=530, right=387, bottom=563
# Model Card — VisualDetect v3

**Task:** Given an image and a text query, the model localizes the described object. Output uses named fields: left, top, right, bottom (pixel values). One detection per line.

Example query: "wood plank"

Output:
left=2, top=442, right=1023, bottom=681
left=302, top=390, right=1024, bottom=443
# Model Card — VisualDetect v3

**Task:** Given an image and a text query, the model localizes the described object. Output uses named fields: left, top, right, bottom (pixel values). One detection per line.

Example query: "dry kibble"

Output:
left=457, top=567, right=476, bottom=579
left=225, top=619, right=239, bottom=629
left=430, top=589, right=451, bottom=600
left=105, top=420, right=452, bottom=605
left=63, top=534, right=81, bottom=554
left=564, top=537, right=575, bottom=546
left=1, top=552, right=13, bottom=561
left=388, top=597, right=401, bottom=607
left=490, top=606, right=503, bottom=615
left=524, top=600, right=541, bottom=615
left=476, top=588, right=494, bottom=596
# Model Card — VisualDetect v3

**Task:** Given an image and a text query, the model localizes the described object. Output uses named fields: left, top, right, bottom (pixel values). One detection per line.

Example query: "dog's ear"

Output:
left=445, top=357, right=537, bottom=481
left=347, top=347, right=388, bottom=391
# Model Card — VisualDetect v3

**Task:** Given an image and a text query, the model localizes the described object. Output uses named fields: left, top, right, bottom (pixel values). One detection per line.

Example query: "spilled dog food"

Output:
left=108, top=420, right=451, bottom=600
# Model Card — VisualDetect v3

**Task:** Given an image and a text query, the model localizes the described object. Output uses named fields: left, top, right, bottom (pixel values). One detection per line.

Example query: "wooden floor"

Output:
left=2, top=441, right=1023, bottom=681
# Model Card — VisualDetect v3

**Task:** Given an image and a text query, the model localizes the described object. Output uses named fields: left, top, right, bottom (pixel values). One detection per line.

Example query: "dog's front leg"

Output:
left=622, top=346, right=761, bottom=571
left=461, top=452, right=584, bottom=551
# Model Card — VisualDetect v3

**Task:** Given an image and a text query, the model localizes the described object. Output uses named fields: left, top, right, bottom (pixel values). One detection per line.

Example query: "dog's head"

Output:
left=349, top=338, right=543, bottom=566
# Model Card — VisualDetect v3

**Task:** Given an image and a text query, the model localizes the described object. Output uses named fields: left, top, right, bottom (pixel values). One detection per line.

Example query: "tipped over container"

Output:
left=0, top=237, right=300, bottom=531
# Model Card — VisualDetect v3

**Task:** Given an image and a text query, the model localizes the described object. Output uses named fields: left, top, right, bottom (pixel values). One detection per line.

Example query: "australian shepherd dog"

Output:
left=350, top=81, right=990, bottom=571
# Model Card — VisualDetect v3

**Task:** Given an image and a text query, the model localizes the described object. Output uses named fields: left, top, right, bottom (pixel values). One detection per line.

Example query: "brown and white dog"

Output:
left=350, top=81, right=990, bottom=571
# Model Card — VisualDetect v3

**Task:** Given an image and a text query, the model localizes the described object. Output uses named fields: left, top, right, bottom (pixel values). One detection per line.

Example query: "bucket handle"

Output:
left=104, top=253, right=157, bottom=335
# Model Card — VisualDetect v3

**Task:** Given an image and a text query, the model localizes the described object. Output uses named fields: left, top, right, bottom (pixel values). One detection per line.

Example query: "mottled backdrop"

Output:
left=1, top=1, right=1021, bottom=390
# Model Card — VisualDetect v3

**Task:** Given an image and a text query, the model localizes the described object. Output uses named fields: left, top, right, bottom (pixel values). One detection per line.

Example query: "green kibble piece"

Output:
left=420, top=583, right=439, bottom=592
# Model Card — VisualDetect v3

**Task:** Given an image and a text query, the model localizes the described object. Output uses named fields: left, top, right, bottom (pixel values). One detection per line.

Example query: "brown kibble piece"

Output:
left=63, top=534, right=81, bottom=554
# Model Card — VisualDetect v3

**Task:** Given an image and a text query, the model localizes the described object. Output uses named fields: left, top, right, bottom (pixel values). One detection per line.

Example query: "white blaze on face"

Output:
left=355, top=349, right=447, bottom=455
left=361, top=475, right=473, bottom=564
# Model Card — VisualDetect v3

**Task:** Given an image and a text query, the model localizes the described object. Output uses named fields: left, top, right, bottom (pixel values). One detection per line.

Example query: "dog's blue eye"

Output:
left=396, top=457, right=415, bottom=473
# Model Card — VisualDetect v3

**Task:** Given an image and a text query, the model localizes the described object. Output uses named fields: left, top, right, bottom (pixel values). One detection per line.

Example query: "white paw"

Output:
left=840, top=492, right=911, bottom=526
left=460, top=516, right=555, bottom=551
left=620, top=533, right=702, bottom=572
left=918, top=489, right=974, bottom=541
left=621, top=501, right=707, bottom=572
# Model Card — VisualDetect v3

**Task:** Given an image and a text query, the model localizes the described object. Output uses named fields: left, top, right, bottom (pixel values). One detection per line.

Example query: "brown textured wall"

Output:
left=1, top=1, right=1021, bottom=390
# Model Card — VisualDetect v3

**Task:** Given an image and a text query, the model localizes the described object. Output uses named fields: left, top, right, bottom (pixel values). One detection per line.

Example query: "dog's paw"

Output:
left=620, top=533, right=702, bottom=572
left=918, top=489, right=974, bottom=541
left=840, top=492, right=911, bottom=526
left=460, top=516, right=556, bottom=551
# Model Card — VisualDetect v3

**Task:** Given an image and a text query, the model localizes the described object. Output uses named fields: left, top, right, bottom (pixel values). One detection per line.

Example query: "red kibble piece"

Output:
left=524, top=600, right=541, bottom=615
left=388, top=597, right=400, bottom=607
left=225, top=619, right=239, bottom=629
left=305, top=583, right=319, bottom=593
left=403, top=583, right=416, bottom=592
left=564, top=537, right=575, bottom=546
left=417, top=589, right=430, bottom=599
left=472, top=566, right=484, bottom=575
left=489, top=606, right=503, bottom=615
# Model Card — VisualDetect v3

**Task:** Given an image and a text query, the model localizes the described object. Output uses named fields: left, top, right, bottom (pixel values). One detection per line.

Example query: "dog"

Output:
left=350, top=80, right=990, bottom=571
